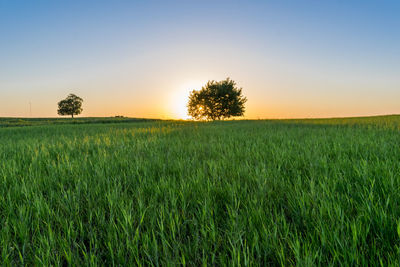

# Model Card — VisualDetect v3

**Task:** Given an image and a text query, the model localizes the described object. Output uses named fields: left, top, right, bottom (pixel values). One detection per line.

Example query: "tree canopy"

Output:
left=187, top=78, right=247, bottom=121
left=57, top=94, right=83, bottom=118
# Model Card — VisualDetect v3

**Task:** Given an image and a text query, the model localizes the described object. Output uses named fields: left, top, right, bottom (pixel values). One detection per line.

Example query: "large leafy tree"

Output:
left=187, top=78, right=247, bottom=121
left=57, top=94, right=83, bottom=118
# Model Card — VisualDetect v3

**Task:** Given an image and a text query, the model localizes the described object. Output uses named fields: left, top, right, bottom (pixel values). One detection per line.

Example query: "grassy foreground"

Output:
left=1, top=116, right=400, bottom=265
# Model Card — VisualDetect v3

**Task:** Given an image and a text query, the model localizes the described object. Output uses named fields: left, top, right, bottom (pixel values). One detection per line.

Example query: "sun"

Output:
left=169, top=80, right=205, bottom=120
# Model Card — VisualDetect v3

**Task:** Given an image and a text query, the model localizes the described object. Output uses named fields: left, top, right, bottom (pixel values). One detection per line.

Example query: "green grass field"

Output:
left=1, top=116, right=400, bottom=265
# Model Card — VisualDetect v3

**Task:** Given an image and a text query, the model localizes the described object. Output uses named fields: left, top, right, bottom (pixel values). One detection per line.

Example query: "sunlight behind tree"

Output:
left=168, top=80, right=205, bottom=119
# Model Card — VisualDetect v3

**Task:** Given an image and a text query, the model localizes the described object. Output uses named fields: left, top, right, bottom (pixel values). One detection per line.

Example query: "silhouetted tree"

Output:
left=57, top=94, right=83, bottom=118
left=187, top=78, right=247, bottom=121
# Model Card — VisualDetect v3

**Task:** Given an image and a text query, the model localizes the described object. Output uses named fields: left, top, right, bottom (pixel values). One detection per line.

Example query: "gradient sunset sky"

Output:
left=1, top=1, right=399, bottom=119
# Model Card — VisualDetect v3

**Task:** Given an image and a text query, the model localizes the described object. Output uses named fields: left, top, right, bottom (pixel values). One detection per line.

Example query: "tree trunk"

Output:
left=71, top=114, right=74, bottom=119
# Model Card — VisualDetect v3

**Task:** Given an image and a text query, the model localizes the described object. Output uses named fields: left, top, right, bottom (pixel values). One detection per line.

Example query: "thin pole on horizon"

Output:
left=29, top=101, right=32, bottom=117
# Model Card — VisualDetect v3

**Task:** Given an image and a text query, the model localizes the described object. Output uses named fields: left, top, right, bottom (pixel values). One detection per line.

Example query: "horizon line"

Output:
left=1, top=113, right=399, bottom=121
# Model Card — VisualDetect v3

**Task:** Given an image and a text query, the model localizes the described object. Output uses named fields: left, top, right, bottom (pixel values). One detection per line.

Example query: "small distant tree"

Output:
left=57, top=94, right=83, bottom=118
left=187, top=78, right=247, bottom=121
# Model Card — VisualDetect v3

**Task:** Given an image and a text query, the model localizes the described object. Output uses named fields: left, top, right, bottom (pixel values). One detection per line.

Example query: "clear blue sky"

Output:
left=1, top=0, right=399, bottom=118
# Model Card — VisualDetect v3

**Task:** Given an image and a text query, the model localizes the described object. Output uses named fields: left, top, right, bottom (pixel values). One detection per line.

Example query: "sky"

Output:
left=0, top=0, right=399, bottom=119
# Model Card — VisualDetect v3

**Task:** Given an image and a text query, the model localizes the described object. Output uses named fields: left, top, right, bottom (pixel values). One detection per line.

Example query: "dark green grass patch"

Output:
left=0, top=117, right=158, bottom=128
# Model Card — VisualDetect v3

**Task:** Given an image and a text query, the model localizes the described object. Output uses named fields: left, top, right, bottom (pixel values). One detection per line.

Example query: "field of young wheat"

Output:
left=0, top=116, right=399, bottom=265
